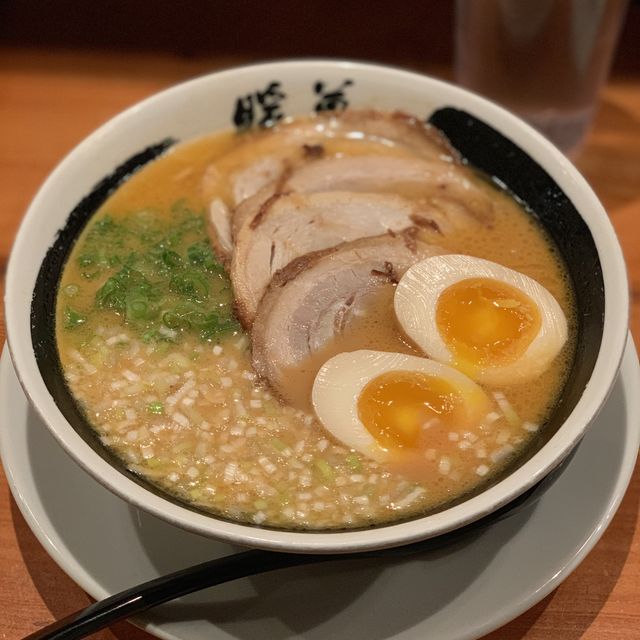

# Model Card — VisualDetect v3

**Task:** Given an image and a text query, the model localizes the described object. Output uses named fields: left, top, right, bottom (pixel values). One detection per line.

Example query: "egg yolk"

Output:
left=357, top=371, right=463, bottom=450
left=436, top=278, right=541, bottom=368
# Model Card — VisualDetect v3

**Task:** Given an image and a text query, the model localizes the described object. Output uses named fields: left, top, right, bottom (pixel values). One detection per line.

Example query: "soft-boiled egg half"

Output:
left=312, top=350, right=491, bottom=463
left=394, top=255, right=568, bottom=385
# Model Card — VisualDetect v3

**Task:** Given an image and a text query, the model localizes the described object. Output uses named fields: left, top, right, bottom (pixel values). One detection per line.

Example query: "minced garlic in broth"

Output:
left=56, top=118, right=576, bottom=530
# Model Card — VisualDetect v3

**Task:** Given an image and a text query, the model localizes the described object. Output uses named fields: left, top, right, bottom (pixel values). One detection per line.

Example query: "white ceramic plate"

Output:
left=1, top=339, right=638, bottom=640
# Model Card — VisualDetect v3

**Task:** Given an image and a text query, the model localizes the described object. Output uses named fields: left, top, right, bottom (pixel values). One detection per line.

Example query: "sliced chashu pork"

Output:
left=206, top=109, right=460, bottom=261
left=231, top=191, right=444, bottom=327
left=251, top=230, right=444, bottom=407
left=201, top=130, right=324, bottom=208
left=329, top=109, right=456, bottom=162
left=208, top=199, right=234, bottom=261
left=288, top=155, right=492, bottom=217
left=232, top=154, right=495, bottom=237
left=203, top=109, right=456, bottom=207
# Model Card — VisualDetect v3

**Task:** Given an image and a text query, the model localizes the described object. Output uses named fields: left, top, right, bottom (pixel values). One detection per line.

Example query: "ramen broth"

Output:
left=56, top=118, right=576, bottom=529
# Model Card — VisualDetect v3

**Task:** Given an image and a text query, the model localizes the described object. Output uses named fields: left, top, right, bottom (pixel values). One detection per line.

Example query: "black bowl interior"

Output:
left=30, top=107, right=605, bottom=534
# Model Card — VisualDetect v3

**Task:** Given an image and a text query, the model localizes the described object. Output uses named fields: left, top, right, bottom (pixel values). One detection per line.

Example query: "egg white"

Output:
left=394, top=254, right=569, bottom=385
left=311, top=350, right=491, bottom=462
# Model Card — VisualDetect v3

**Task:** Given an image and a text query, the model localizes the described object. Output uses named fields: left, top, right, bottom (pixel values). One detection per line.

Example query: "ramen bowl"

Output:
left=4, top=60, right=629, bottom=553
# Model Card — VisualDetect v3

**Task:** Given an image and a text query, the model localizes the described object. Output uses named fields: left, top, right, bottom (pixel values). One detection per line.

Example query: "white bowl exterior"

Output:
left=5, top=60, right=629, bottom=552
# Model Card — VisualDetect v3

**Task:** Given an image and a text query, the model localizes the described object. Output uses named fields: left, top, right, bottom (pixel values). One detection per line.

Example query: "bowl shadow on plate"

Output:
left=13, top=369, right=634, bottom=640
left=130, top=517, right=525, bottom=640
left=128, top=490, right=558, bottom=637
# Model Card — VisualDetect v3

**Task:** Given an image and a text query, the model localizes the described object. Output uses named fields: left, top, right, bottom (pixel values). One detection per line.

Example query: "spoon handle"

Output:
left=24, top=549, right=331, bottom=640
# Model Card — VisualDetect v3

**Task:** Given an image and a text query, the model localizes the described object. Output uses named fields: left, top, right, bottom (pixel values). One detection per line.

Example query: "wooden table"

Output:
left=1, top=48, right=639, bottom=640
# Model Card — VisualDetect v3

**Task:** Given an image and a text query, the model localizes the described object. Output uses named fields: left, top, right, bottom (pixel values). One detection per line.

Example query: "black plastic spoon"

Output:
left=23, top=532, right=471, bottom=640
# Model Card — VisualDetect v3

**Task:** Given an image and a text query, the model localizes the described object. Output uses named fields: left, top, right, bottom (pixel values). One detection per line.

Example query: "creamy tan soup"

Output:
left=56, top=115, right=576, bottom=529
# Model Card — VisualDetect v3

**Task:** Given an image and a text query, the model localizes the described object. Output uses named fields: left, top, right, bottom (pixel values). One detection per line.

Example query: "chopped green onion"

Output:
left=64, top=307, right=87, bottom=328
left=314, top=458, right=335, bottom=483
left=346, top=453, right=362, bottom=472
left=162, top=311, right=187, bottom=330
left=70, top=206, right=238, bottom=344
left=147, top=401, right=164, bottom=415
left=161, top=249, right=182, bottom=269
left=187, top=242, right=210, bottom=265
left=271, top=437, right=289, bottom=452
left=126, top=299, right=150, bottom=321
left=171, top=271, right=209, bottom=301
left=142, top=329, right=159, bottom=343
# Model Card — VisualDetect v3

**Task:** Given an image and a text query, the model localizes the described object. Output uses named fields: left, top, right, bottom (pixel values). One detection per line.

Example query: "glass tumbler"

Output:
left=455, top=0, right=629, bottom=154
